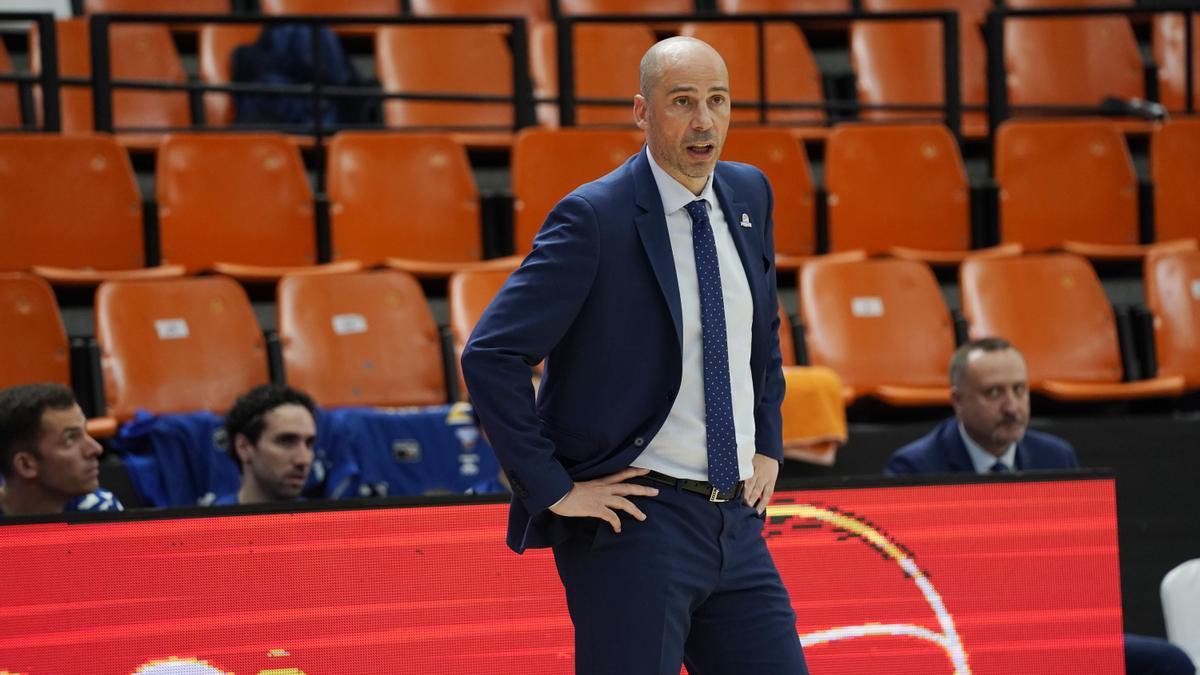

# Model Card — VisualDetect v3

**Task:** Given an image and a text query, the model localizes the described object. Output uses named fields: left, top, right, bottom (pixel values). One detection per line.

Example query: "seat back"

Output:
left=377, top=25, right=513, bottom=130
left=825, top=123, right=969, bottom=255
left=850, top=16, right=986, bottom=133
left=959, top=253, right=1123, bottom=387
left=0, top=274, right=70, bottom=388
left=1005, top=16, right=1143, bottom=110
left=0, top=134, right=144, bottom=272
left=530, top=22, right=654, bottom=127
left=721, top=127, right=817, bottom=258
left=95, top=277, right=269, bottom=420
left=0, top=38, right=19, bottom=128
left=1144, top=246, right=1200, bottom=389
left=32, top=19, right=189, bottom=134
left=409, top=0, right=549, bottom=20
left=278, top=270, right=446, bottom=408
left=1153, top=14, right=1200, bottom=113
left=198, top=24, right=261, bottom=127
left=719, top=0, right=850, bottom=14
left=679, top=22, right=824, bottom=125
left=156, top=133, right=315, bottom=272
left=511, top=127, right=643, bottom=253
left=1150, top=118, right=1200, bottom=244
left=558, top=0, right=692, bottom=14
left=260, top=0, right=401, bottom=14
left=1161, top=558, right=1200, bottom=667
left=449, top=266, right=516, bottom=397
left=778, top=302, right=797, bottom=366
left=801, top=258, right=955, bottom=390
left=84, top=0, right=230, bottom=11
left=994, top=119, right=1138, bottom=251
left=327, top=132, right=482, bottom=266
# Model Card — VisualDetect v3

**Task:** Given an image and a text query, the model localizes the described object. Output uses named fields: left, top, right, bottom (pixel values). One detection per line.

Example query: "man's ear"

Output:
left=233, top=433, right=254, bottom=465
left=633, top=94, right=648, bottom=130
left=11, top=451, right=39, bottom=480
left=949, top=387, right=963, bottom=414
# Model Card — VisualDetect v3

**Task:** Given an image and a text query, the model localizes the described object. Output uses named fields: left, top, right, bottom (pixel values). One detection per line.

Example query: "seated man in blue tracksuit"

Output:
left=0, top=383, right=119, bottom=516
left=886, top=337, right=1195, bottom=675
left=212, top=384, right=317, bottom=506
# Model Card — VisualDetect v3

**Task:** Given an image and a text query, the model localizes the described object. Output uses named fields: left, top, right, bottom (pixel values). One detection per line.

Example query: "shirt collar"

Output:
left=646, top=146, right=717, bottom=217
left=958, top=420, right=1017, bottom=473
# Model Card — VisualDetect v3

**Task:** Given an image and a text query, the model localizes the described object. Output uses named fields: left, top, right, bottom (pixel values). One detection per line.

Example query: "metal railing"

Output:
left=0, top=12, right=61, bottom=131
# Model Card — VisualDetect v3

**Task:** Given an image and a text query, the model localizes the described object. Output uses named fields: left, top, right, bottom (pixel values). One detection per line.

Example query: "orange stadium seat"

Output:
left=31, top=19, right=190, bottom=147
left=995, top=119, right=1148, bottom=259
left=720, top=128, right=818, bottom=267
left=800, top=258, right=955, bottom=405
left=558, top=0, right=692, bottom=14
left=377, top=25, right=515, bottom=149
left=198, top=24, right=261, bottom=127
left=448, top=263, right=520, bottom=399
left=679, top=22, right=825, bottom=133
left=511, top=127, right=644, bottom=254
left=1151, top=118, right=1200, bottom=244
left=778, top=302, right=798, bottom=366
left=0, top=273, right=70, bottom=389
left=156, top=133, right=356, bottom=279
left=1154, top=14, right=1200, bottom=113
left=1144, top=246, right=1200, bottom=392
left=825, top=123, right=985, bottom=263
left=850, top=14, right=988, bottom=139
left=1004, top=16, right=1144, bottom=126
left=960, top=253, right=1185, bottom=400
left=409, top=0, right=549, bottom=20
left=718, top=0, right=850, bottom=15
left=84, top=0, right=230, bottom=11
left=0, top=134, right=183, bottom=284
left=95, top=277, right=270, bottom=421
left=0, top=39, right=20, bottom=128
left=277, top=270, right=447, bottom=408
left=529, top=21, right=654, bottom=128
left=260, top=0, right=401, bottom=14
left=327, top=132, right=508, bottom=277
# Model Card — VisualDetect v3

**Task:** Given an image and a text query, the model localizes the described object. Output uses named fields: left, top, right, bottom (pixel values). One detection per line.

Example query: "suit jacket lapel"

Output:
left=713, top=169, right=767, bottom=330
left=632, top=151, right=683, bottom=346
left=941, top=418, right=976, bottom=472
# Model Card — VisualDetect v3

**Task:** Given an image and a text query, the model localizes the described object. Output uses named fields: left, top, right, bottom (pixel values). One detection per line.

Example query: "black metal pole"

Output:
left=985, top=8, right=1007, bottom=170
left=511, top=18, right=536, bottom=129
left=943, top=11, right=962, bottom=144
left=36, top=14, right=61, bottom=132
left=89, top=14, right=114, bottom=133
left=556, top=17, right=576, bottom=127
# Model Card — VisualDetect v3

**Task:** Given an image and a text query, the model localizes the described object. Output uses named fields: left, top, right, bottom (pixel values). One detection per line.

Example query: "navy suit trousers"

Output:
left=551, top=478, right=809, bottom=675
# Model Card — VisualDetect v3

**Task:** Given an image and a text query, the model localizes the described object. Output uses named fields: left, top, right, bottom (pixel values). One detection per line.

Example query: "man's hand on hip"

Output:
left=548, top=467, right=659, bottom=533
left=743, top=454, right=780, bottom=515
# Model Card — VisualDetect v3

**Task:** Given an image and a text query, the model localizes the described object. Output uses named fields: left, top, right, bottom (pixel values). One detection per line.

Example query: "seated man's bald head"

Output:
left=639, top=36, right=728, bottom=99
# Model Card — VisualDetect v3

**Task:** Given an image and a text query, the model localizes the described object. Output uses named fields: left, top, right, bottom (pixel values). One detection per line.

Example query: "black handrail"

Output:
left=0, top=12, right=60, bottom=132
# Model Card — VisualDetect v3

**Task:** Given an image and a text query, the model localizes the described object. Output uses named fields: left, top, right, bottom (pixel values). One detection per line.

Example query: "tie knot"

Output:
left=685, top=199, right=708, bottom=223
left=990, top=460, right=1010, bottom=473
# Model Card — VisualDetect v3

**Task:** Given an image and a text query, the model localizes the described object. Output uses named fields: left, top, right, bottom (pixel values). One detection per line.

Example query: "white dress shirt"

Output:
left=958, top=422, right=1018, bottom=473
left=630, top=147, right=757, bottom=483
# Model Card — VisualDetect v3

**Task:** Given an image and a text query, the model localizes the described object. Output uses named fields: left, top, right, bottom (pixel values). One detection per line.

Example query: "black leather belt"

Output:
left=644, top=470, right=745, bottom=503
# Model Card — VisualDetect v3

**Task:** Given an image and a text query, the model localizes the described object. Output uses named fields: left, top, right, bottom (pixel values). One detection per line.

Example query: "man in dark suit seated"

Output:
left=886, top=337, right=1195, bottom=675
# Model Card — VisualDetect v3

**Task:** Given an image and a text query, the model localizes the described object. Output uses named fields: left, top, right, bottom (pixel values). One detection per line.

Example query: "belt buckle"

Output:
left=709, top=486, right=730, bottom=503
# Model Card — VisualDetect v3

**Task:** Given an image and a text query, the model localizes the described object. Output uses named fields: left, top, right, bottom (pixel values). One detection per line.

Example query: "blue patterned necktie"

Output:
left=685, top=199, right=740, bottom=494
left=990, top=460, right=1010, bottom=473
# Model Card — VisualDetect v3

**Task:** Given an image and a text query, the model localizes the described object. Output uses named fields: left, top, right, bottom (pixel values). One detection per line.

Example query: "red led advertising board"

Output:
left=0, top=476, right=1123, bottom=674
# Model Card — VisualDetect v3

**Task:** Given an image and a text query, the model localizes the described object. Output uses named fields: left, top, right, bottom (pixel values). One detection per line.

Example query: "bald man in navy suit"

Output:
left=886, top=337, right=1195, bottom=675
left=463, top=37, right=807, bottom=675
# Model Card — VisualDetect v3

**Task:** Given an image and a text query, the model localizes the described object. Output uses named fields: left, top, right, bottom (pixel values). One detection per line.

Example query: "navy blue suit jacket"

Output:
left=884, top=417, right=1080, bottom=476
left=462, top=150, right=785, bottom=553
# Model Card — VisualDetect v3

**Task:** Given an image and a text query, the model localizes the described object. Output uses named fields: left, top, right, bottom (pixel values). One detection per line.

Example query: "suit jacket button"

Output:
left=634, top=437, right=645, bottom=447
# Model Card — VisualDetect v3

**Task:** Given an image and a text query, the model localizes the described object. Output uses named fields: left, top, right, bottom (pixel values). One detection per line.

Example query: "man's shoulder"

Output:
left=885, top=419, right=958, bottom=475
left=1021, top=427, right=1078, bottom=460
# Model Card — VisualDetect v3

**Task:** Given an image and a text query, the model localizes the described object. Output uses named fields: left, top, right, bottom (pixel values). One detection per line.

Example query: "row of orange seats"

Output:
left=1, top=7, right=1195, bottom=146
left=4, top=244, right=1197, bottom=443
left=1, top=120, right=1196, bottom=286
left=793, top=245, right=1200, bottom=406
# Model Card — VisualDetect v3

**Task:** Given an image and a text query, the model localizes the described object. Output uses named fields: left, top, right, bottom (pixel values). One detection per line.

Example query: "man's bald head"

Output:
left=639, top=36, right=728, bottom=101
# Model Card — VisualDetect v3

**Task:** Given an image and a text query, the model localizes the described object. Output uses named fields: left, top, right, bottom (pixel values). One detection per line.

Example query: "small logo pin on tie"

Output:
left=740, top=213, right=752, bottom=228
